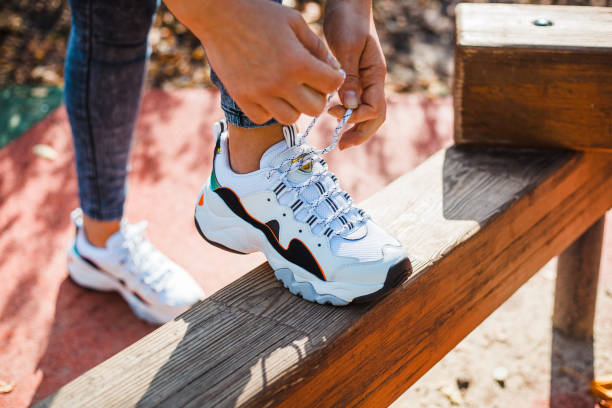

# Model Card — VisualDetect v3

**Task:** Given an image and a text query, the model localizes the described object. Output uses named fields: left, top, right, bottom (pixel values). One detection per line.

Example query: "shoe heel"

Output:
left=193, top=215, right=248, bottom=255
left=194, top=186, right=257, bottom=254
left=67, top=248, right=117, bottom=291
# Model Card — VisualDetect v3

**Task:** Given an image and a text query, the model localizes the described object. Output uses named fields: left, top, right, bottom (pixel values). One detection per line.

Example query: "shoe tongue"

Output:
left=258, top=124, right=301, bottom=169
left=259, top=126, right=367, bottom=239
left=105, top=229, right=126, bottom=250
left=259, top=140, right=318, bottom=185
left=259, top=140, right=293, bottom=169
left=105, top=221, right=143, bottom=249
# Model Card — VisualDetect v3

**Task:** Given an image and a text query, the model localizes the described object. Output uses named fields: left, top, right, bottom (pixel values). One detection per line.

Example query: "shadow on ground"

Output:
left=549, top=330, right=595, bottom=408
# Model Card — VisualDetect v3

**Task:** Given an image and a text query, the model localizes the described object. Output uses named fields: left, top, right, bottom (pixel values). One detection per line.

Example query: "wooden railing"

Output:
left=36, top=4, right=611, bottom=407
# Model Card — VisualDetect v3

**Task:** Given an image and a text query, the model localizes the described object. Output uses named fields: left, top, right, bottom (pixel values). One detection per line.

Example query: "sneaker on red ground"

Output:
left=67, top=208, right=205, bottom=324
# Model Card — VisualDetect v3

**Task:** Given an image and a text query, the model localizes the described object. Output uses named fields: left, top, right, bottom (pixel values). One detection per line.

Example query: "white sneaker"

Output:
left=194, top=119, right=410, bottom=306
left=67, top=208, right=205, bottom=324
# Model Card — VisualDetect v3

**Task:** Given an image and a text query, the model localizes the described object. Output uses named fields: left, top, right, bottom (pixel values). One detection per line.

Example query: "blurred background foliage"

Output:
left=1, top=0, right=610, bottom=96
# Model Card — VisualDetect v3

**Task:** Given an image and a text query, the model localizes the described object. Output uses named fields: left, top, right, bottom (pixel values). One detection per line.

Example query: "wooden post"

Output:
left=553, top=217, right=605, bottom=340
left=454, top=4, right=612, bottom=151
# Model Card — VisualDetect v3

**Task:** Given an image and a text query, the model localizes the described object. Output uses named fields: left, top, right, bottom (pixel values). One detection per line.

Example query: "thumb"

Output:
left=336, top=53, right=360, bottom=109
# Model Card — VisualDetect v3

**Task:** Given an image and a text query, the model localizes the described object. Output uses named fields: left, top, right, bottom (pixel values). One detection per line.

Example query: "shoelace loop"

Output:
left=270, top=88, right=370, bottom=238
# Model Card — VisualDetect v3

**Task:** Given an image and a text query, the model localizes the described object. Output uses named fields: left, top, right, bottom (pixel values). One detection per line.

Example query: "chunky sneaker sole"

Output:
left=67, top=245, right=179, bottom=324
left=194, top=178, right=411, bottom=306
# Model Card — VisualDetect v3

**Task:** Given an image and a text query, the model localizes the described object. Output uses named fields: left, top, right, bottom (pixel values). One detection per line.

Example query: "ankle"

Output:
left=227, top=123, right=284, bottom=174
left=82, top=215, right=120, bottom=248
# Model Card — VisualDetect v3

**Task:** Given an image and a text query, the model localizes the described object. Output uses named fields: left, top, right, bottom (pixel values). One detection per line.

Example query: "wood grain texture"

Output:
left=553, top=216, right=605, bottom=340
left=454, top=4, right=612, bottom=151
left=36, top=147, right=612, bottom=408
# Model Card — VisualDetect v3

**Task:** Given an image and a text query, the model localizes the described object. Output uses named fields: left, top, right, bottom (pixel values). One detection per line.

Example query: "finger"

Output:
left=338, top=71, right=360, bottom=110
left=338, top=116, right=385, bottom=150
left=333, top=44, right=361, bottom=109
left=343, top=77, right=386, bottom=123
left=339, top=86, right=386, bottom=148
left=290, top=18, right=344, bottom=94
left=328, top=103, right=378, bottom=124
left=296, top=52, right=344, bottom=95
left=327, top=104, right=347, bottom=119
left=263, top=97, right=300, bottom=125
left=338, top=75, right=386, bottom=148
left=285, top=85, right=327, bottom=117
left=242, top=102, right=272, bottom=125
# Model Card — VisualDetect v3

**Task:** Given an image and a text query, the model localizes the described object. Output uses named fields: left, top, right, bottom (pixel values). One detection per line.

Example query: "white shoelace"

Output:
left=120, top=221, right=175, bottom=292
left=269, top=91, right=370, bottom=238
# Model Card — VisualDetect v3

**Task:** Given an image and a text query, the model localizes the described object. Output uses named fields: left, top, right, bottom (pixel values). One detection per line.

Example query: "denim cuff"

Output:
left=221, top=102, right=278, bottom=129
left=210, top=67, right=278, bottom=129
left=79, top=198, right=124, bottom=221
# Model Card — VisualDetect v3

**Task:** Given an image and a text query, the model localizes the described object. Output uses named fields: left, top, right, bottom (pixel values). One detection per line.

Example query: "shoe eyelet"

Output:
left=317, top=243, right=321, bottom=247
left=299, top=229, right=302, bottom=233
left=267, top=198, right=271, bottom=202
left=283, top=213, right=286, bottom=217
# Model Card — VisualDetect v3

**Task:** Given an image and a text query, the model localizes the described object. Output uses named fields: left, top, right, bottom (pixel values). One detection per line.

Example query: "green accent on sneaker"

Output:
left=211, top=135, right=222, bottom=190
left=210, top=167, right=220, bottom=190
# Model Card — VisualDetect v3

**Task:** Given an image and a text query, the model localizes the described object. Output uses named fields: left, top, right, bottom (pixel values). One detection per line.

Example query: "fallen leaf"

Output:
left=560, top=365, right=589, bottom=381
left=441, top=384, right=463, bottom=405
left=9, top=114, right=20, bottom=129
left=31, top=86, right=49, bottom=98
left=493, top=366, right=509, bottom=388
left=33, top=144, right=58, bottom=161
left=0, top=379, right=15, bottom=394
left=592, top=376, right=612, bottom=402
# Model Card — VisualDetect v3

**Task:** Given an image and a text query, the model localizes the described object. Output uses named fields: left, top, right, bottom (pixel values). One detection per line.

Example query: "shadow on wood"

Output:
left=442, top=146, right=570, bottom=222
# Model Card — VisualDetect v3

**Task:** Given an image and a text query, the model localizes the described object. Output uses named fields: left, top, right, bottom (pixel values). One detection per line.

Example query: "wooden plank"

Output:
left=553, top=216, right=605, bottom=340
left=36, top=147, right=612, bottom=408
left=454, top=4, right=612, bottom=151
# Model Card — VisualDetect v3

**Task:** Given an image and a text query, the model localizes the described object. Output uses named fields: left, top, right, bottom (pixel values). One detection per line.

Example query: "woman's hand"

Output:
left=324, top=0, right=387, bottom=149
left=166, top=0, right=344, bottom=125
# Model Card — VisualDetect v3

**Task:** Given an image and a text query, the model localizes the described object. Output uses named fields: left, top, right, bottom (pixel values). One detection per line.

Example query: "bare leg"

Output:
left=83, top=216, right=120, bottom=248
left=227, top=123, right=284, bottom=174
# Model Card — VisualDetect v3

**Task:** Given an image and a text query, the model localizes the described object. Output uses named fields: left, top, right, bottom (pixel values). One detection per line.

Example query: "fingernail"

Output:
left=327, top=54, right=341, bottom=70
left=344, top=91, right=358, bottom=109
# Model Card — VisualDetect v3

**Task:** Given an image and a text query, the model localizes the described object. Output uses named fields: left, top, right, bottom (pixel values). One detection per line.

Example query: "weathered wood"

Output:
left=454, top=4, right=612, bottom=151
left=553, top=216, right=605, bottom=340
left=36, top=147, right=612, bottom=408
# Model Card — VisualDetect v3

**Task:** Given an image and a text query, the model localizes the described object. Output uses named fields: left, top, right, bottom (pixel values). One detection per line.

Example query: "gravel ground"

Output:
left=391, top=249, right=612, bottom=408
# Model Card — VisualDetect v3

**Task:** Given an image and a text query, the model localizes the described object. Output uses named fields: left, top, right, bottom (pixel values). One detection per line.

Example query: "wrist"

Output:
left=323, top=0, right=372, bottom=35
left=324, top=0, right=371, bottom=19
left=164, top=0, right=236, bottom=41
left=325, top=0, right=371, bottom=9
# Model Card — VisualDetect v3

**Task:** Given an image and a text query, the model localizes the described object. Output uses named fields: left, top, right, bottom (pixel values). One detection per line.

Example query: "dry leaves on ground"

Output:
left=0, top=379, right=15, bottom=394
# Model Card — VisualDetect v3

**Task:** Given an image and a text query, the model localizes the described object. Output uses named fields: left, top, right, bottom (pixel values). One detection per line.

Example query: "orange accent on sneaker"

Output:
left=199, top=194, right=204, bottom=206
